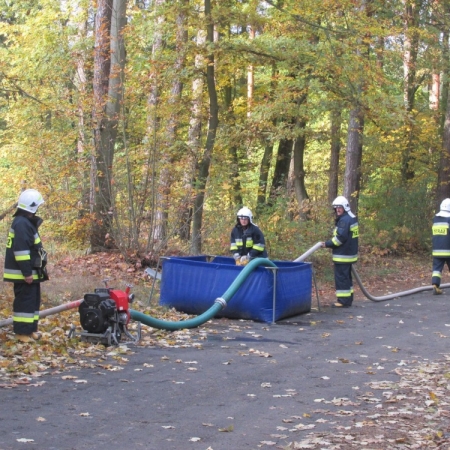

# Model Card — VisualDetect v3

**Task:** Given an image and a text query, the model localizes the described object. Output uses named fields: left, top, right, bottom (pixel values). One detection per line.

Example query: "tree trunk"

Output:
left=91, top=0, right=113, bottom=250
left=437, top=27, right=450, bottom=204
left=401, top=0, right=421, bottom=183
left=292, top=119, right=309, bottom=220
left=163, top=0, right=188, bottom=241
left=107, top=0, right=127, bottom=247
left=146, top=0, right=166, bottom=246
left=257, top=142, right=274, bottom=210
left=179, top=29, right=206, bottom=242
left=430, top=73, right=440, bottom=111
left=343, top=106, right=364, bottom=213
left=375, top=36, right=384, bottom=69
left=73, top=4, right=90, bottom=219
left=270, top=138, right=293, bottom=201
left=440, top=27, right=450, bottom=134
left=327, top=108, right=342, bottom=204
left=257, top=63, right=278, bottom=211
left=342, top=1, right=369, bottom=214
left=90, top=0, right=126, bottom=251
left=438, top=109, right=450, bottom=203
left=191, top=0, right=218, bottom=254
left=247, top=26, right=255, bottom=117
left=224, top=83, right=243, bottom=207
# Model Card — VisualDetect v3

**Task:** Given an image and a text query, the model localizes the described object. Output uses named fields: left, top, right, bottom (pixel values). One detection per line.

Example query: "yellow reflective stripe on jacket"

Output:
left=15, top=255, right=31, bottom=261
left=331, top=236, right=342, bottom=246
left=433, top=250, right=450, bottom=257
left=4, top=269, right=40, bottom=280
left=34, top=233, right=41, bottom=244
left=332, top=254, right=358, bottom=263
left=14, top=250, right=31, bottom=261
left=230, top=238, right=243, bottom=251
left=253, top=244, right=265, bottom=251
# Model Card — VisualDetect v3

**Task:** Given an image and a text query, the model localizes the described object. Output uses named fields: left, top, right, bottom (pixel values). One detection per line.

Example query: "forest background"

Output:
left=0, top=0, right=449, bottom=269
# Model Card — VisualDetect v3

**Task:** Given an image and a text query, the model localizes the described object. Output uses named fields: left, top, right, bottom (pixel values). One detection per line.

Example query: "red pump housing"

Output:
left=109, top=287, right=131, bottom=324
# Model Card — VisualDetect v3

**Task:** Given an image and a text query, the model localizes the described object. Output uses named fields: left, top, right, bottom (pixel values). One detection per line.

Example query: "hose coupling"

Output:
left=214, top=297, right=227, bottom=310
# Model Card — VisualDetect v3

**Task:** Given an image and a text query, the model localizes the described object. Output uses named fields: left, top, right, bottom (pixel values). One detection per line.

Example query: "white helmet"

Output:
left=332, top=196, right=350, bottom=212
left=440, top=198, right=450, bottom=213
left=237, top=206, right=253, bottom=223
left=17, top=189, right=45, bottom=213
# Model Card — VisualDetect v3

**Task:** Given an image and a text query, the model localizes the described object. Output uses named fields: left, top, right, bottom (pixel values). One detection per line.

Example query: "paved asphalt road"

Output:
left=1, top=289, right=449, bottom=450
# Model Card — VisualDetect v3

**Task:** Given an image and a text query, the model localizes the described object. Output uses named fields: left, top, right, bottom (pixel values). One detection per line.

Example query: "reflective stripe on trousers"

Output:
left=334, top=263, right=353, bottom=307
left=13, top=283, right=41, bottom=335
left=432, top=257, right=450, bottom=287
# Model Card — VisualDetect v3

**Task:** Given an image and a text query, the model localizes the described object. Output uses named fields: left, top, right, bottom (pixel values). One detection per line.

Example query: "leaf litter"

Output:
left=282, top=356, right=450, bottom=449
left=0, top=304, right=215, bottom=388
left=0, top=250, right=259, bottom=387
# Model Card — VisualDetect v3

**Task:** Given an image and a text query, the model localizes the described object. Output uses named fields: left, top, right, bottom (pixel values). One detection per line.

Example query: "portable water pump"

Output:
left=73, top=280, right=141, bottom=346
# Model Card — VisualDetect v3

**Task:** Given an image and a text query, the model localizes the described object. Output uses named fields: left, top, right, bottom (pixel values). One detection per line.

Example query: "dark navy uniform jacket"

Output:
left=4, top=213, right=47, bottom=283
left=432, top=215, right=450, bottom=258
left=230, top=223, right=267, bottom=258
left=325, top=211, right=359, bottom=264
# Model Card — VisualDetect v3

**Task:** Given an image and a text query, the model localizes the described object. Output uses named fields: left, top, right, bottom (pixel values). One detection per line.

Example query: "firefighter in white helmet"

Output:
left=321, top=196, right=359, bottom=308
left=230, top=206, right=267, bottom=265
left=3, top=189, right=48, bottom=343
left=431, top=198, right=450, bottom=295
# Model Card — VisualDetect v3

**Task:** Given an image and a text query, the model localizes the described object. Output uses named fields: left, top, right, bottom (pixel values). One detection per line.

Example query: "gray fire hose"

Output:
left=293, top=242, right=323, bottom=262
left=351, top=268, right=450, bottom=302
left=296, top=241, right=448, bottom=302
left=0, top=299, right=84, bottom=328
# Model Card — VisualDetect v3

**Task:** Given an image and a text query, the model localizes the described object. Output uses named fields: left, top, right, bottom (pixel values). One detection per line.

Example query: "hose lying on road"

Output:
left=351, top=267, right=450, bottom=302
left=295, top=241, right=450, bottom=303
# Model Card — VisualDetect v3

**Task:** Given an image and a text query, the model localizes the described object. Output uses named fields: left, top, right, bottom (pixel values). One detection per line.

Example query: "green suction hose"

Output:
left=130, top=257, right=277, bottom=331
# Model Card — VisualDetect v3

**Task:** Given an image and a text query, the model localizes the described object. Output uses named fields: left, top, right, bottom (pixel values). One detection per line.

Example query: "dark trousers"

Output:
left=432, top=257, right=450, bottom=287
left=13, top=283, right=41, bottom=335
left=334, top=263, right=353, bottom=306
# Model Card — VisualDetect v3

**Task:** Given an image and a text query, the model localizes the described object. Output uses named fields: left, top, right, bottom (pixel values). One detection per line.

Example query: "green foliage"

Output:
left=0, top=0, right=446, bottom=263
left=360, top=179, right=435, bottom=254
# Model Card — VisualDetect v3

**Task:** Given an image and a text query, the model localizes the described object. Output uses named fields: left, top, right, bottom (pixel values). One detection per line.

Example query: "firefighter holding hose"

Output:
left=230, top=207, right=267, bottom=265
left=321, top=196, right=359, bottom=308
left=3, top=189, right=49, bottom=343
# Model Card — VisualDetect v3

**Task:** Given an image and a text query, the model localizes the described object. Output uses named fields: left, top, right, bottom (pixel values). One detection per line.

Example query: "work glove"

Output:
left=240, top=254, right=250, bottom=265
left=233, top=253, right=240, bottom=261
